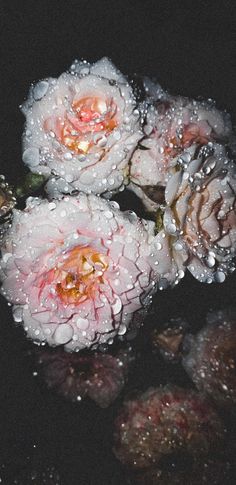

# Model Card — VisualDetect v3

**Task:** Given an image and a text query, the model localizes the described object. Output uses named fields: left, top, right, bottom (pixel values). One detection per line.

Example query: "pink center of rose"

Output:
left=44, top=96, right=117, bottom=155
left=54, top=246, right=109, bottom=305
left=164, top=123, right=213, bottom=157
left=38, top=246, right=109, bottom=306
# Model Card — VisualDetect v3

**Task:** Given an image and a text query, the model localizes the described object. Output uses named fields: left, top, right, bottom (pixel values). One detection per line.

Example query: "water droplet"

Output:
left=155, top=242, right=162, bottom=250
left=76, top=317, right=89, bottom=330
left=127, top=283, right=134, bottom=290
left=48, top=202, right=56, bottom=211
left=33, top=80, right=49, bottom=100
left=118, top=324, right=127, bottom=335
left=109, top=201, right=120, bottom=210
left=112, top=297, right=122, bottom=315
left=54, top=324, right=73, bottom=344
left=64, top=152, right=73, bottom=161
left=108, top=177, right=115, bottom=185
left=174, top=242, right=183, bottom=251
left=97, top=136, right=107, bottom=147
left=206, top=277, right=213, bottom=284
left=215, top=271, right=226, bottom=283
left=104, top=210, right=113, bottom=219
left=166, top=223, right=177, bottom=234
left=13, top=307, right=23, bottom=323
left=22, top=147, right=39, bottom=167
left=113, top=130, right=121, bottom=140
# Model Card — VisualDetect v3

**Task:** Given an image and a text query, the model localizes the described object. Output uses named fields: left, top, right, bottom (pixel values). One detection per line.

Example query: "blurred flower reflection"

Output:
left=35, top=345, right=134, bottom=408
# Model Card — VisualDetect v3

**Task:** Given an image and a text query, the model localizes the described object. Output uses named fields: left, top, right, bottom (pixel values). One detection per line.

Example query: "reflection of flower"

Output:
left=36, top=345, right=134, bottom=408
left=113, top=385, right=225, bottom=469
left=148, top=143, right=236, bottom=284
left=130, top=94, right=233, bottom=210
left=0, top=193, right=157, bottom=351
left=182, top=307, right=236, bottom=407
left=0, top=175, right=16, bottom=219
left=21, top=58, right=141, bottom=196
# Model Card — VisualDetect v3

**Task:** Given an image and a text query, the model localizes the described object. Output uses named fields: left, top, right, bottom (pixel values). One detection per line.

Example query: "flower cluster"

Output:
left=0, top=58, right=236, bottom=351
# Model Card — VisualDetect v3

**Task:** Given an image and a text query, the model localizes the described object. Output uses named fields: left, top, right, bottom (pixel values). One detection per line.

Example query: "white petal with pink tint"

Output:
left=130, top=88, right=234, bottom=212
left=0, top=194, right=159, bottom=351
left=22, top=58, right=142, bottom=197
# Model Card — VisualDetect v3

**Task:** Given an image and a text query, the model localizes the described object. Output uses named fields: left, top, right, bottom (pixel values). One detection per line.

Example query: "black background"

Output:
left=1, top=1, right=236, bottom=484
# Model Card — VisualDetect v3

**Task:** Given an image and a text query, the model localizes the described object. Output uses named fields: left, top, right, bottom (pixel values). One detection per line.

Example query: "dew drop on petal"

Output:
left=155, top=242, right=162, bottom=250
left=206, top=255, right=215, bottom=268
left=118, top=324, right=127, bottom=335
left=13, top=307, right=23, bottom=323
left=76, top=317, right=89, bottom=330
left=112, top=298, right=122, bottom=315
left=48, top=202, right=57, bottom=211
left=54, top=324, right=73, bottom=344
left=104, top=210, right=113, bottom=219
left=22, top=147, right=40, bottom=167
left=33, top=80, right=49, bottom=100
left=215, top=271, right=226, bottom=283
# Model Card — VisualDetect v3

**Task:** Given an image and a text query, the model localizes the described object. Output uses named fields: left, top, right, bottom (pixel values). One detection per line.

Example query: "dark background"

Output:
left=0, top=1, right=236, bottom=484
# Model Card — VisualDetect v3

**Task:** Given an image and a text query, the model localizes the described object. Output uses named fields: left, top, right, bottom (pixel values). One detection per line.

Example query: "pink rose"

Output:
left=182, top=307, right=236, bottom=407
left=149, top=143, right=236, bottom=284
left=0, top=194, right=157, bottom=350
left=35, top=345, right=134, bottom=408
left=21, top=58, right=142, bottom=196
left=113, top=385, right=225, bottom=469
left=130, top=92, right=233, bottom=211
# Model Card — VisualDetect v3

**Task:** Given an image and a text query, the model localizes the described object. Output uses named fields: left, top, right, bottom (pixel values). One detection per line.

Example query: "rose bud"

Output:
left=182, top=307, right=236, bottom=408
left=35, top=345, right=134, bottom=408
left=0, top=175, right=16, bottom=220
left=130, top=91, right=234, bottom=211
left=113, top=385, right=225, bottom=469
left=0, top=193, right=158, bottom=351
left=21, top=58, right=142, bottom=197
left=151, top=318, right=189, bottom=362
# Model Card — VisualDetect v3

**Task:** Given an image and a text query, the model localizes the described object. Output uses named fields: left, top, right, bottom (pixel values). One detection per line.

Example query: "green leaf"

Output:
left=155, top=208, right=164, bottom=234
left=15, top=173, right=46, bottom=199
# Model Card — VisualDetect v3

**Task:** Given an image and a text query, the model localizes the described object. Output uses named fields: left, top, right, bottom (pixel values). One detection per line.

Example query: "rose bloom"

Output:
left=35, top=345, right=134, bottom=408
left=130, top=91, right=234, bottom=211
left=182, top=307, right=236, bottom=407
left=21, top=58, right=142, bottom=196
left=0, top=194, right=157, bottom=351
left=113, top=385, right=225, bottom=469
left=148, top=143, right=236, bottom=284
